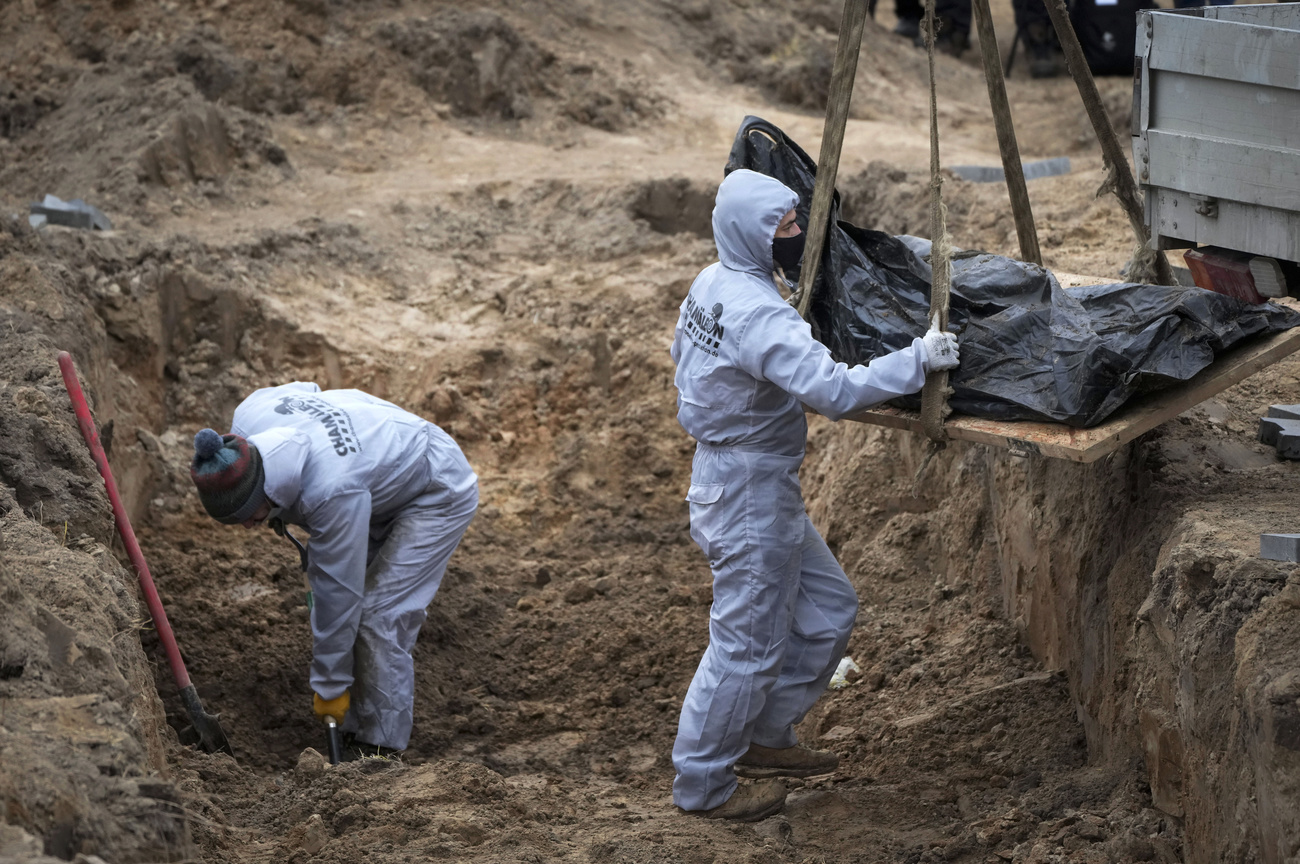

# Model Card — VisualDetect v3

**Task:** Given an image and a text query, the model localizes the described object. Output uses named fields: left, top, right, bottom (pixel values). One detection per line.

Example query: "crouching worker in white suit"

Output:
left=670, top=169, right=959, bottom=821
left=189, top=383, right=478, bottom=757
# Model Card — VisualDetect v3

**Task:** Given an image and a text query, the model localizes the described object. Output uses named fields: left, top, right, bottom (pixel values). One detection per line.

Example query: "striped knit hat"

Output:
left=190, top=428, right=267, bottom=524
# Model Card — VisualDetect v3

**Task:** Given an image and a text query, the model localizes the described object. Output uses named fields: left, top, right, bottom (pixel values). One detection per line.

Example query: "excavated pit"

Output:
left=10, top=216, right=1298, bottom=864
left=3, top=1, right=1300, bottom=863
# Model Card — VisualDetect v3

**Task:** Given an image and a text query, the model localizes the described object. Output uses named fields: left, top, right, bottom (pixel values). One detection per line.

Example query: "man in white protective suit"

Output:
left=669, top=168, right=959, bottom=821
left=188, top=383, right=478, bottom=757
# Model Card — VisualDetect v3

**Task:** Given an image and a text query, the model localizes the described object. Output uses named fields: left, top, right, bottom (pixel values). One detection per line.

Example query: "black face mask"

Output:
left=772, top=232, right=806, bottom=271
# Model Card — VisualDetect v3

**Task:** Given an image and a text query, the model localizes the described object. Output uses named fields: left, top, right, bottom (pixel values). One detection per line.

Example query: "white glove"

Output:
left=922, top=313, right=960, bottom=372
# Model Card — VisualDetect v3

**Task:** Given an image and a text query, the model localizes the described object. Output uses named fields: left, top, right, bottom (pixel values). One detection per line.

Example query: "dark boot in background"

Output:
left=1025, top=21, right=1063, bottom=77
left=894, top=0, right=923, bottom=40
left=893, top=16, right=921, bottom=38
left=934, top=14, right=970, bottom=57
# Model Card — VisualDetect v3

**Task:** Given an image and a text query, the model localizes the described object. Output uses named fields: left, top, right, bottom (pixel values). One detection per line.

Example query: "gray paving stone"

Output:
left=1260, top=534, right=1300, bottom=562
left=1257, top=417, right=1300, bottom=447
left=1278, top=431, right=1300, bottom=460
left=1266, top=404, right=1300, bottom=421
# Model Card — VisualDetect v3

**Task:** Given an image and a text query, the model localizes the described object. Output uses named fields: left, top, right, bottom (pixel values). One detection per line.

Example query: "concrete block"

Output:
left=950, top=157, right=1070, bottom=183
left=1260, top=534, right=1300, bottom=562
left=1266, top=404, right=1300, bottom=421
left=1278, top=432, right=1300, bottom=460
left=27, top=194, right=112, bottom=231
left=1257, top=417, right=1300, bottom=447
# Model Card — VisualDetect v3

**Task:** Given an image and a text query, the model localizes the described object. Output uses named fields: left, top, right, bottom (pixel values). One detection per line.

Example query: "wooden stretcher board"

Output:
left=842, top=300, right=1300, bottom=463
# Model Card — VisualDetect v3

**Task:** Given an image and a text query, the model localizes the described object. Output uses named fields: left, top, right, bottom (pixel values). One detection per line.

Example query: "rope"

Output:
left=910, top=441, right=942, bottom=499
left=795, top=0, right=872, bottom=320
left=919, top=0, right=953, bottom=447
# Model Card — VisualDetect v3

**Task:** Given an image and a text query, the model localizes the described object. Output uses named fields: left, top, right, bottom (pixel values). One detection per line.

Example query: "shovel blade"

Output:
left=179, top=684, right=234, bottom=757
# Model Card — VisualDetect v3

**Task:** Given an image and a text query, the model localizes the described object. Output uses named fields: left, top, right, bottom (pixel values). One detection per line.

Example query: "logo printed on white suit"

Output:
left=684, top=295, right=726, bottom=357
left=273, top=396, right=363, bottom=456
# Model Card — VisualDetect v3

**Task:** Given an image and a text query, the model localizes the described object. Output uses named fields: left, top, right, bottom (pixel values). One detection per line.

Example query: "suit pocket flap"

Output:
left=678, top=392, right=712, bottom=409
left=685, top=483, right=724, bottom=505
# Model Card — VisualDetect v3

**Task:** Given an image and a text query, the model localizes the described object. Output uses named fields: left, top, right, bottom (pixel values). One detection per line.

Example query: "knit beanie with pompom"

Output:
left=190, top=428, right=267, bottom=524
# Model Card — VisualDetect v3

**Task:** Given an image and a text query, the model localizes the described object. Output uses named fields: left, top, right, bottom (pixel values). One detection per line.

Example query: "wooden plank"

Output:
left=795, top=0, right=871, bottom=320
left=1149, top=14, right=1300, bottom=90
left=843, top=310, right=1300, bottom=463
left=970, top=0, right=1041, bottom=265
left=1146, top=130, right=1300, bottom=212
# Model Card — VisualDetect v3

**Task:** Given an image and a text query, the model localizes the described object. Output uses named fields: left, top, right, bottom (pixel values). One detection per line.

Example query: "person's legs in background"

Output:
left=934, top=0, right=972, bottom=56
left=893, top=0, right=923, bottom=40
left=1013, top=0, right=1063, bottom=78
left=888, top=0, right=969, bottom=57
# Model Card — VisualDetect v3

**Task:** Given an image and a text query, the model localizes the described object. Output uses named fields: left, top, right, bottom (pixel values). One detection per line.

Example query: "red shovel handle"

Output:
left=57, top=351, right=192, bottom=691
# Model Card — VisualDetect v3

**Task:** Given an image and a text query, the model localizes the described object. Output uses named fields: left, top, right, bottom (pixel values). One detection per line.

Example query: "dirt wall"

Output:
left=801, top=415, right=1300, bottom=864
left=0, top=227, right=196, bottom=862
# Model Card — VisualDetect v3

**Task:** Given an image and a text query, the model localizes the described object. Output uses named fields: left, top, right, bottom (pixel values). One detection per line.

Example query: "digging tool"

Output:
left=324, top=716, right=343, bottom=765
left=270, top=515, right=310, bottom=573
left=57, top=351, right=234, bottom=757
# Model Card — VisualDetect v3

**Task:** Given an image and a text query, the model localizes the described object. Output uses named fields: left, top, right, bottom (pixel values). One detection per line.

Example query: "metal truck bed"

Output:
left=1133, top=3, right=1300, bottom=262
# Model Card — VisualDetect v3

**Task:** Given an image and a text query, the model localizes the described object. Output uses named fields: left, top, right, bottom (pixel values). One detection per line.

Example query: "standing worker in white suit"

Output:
left=669, top=168, right=959, bottom=820
left=189, top=382, right=478, bottom=757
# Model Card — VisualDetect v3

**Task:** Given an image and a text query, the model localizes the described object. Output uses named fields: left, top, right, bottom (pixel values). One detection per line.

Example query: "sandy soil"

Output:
left=2, top=1, right=1298, bottom=863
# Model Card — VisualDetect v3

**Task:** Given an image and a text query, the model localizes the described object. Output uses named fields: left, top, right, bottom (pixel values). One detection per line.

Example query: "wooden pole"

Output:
left=795, top=0, right=872, bottom=320
left=1041, top=0, right=1174, bottom=285
left=920, top=0, right=952, bottom=444
left=971, top=0, right=1042, bottom=265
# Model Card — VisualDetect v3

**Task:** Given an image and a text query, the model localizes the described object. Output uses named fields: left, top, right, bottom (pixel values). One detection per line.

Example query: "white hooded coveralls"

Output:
left=231, top=383, right=478, bottom=750
left=669, top=169, right=931, bottom=810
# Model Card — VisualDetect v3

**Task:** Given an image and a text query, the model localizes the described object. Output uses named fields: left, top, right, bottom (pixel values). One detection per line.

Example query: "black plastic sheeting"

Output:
left=726, top=116, right=1300, bottom=427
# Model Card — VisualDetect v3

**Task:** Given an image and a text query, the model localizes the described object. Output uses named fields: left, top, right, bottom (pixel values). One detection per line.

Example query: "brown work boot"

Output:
left=687, top=780, right=788, bottom=822
left=734, top=743, right=840, bottom=779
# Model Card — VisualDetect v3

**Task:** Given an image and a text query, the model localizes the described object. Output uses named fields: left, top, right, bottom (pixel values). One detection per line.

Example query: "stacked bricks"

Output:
left=1257, top=405, right=1300, bottom=561
left=1257, top=405, right=1300, bottom=460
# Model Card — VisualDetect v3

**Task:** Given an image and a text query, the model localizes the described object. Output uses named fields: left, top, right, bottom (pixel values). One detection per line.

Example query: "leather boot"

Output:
left=734, top=743, right=840, bottom=779
left=688, top=780, right=788, bottom=822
